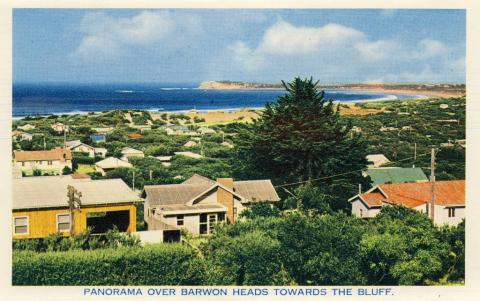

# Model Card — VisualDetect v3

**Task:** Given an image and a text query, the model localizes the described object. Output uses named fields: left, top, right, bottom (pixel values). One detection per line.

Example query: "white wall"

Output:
left=351, top=198, right=381, bottom=218
left=433, top=205, right=465, bottom=226
left=14, top=160, right=72, bottom=173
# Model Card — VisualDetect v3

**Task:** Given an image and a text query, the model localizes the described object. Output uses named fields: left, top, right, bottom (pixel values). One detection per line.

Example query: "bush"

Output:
left=13, top=244, right=206, bottom=285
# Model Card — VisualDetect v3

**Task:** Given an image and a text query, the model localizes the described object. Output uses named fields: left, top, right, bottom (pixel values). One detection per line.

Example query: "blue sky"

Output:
left=13, top=9, right=465, bottom=84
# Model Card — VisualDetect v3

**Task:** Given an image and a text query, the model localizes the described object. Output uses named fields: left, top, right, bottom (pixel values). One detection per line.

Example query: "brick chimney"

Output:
left=217, top=178, right=235, bottom=223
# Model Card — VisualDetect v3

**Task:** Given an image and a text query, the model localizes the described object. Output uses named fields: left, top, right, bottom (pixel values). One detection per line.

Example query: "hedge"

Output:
left=13, top=244, right=206, bottom=285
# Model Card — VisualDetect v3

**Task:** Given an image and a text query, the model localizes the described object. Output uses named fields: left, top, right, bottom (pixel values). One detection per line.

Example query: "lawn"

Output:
left=77, top=164, right=96, bottom=174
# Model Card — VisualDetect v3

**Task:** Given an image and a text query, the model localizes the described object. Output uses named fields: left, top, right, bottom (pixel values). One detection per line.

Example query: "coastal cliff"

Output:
left=198, top=81, right=281, bottom=90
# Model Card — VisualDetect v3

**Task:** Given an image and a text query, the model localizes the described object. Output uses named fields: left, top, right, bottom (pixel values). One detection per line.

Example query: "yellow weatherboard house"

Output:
left=12, top=175, right=140, bottom=239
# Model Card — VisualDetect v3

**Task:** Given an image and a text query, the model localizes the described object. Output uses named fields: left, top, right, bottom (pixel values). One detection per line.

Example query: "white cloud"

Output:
left=73, top=11, right=200, bottom=59
left=225, top=20, right=464, bottom=83
left=258, top=21, right=364, bottom=55
left=356, top=40, right=400, bottom=61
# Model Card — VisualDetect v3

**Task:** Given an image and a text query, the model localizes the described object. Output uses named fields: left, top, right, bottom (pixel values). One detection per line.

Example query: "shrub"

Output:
left=12, top=244, right=206, bottom=285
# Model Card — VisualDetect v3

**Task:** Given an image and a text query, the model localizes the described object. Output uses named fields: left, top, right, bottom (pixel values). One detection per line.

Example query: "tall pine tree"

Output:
left=234, top=77, right=371, bottom=211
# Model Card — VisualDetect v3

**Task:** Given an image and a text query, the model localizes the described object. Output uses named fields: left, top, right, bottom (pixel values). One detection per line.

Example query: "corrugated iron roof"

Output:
left=13, top=148, right=72, bottom=162
left=366, top=167, right=428, bottom=185
left=13, top=176, right=139, bottom=210
left=234, top=180, right=280, bottom=202
left=357, top=180, right=464, bottom=208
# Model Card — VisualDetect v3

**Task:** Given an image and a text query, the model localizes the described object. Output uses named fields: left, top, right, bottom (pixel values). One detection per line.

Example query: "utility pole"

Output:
left=67, top=185, right=82, bottom=236
left=413, top=143, right=417, bottom=168
left=63, top=127, right=67, bottom=149
left=132, top=170, right=135, bottom=192
left=430, top=147, right=436, bottom=221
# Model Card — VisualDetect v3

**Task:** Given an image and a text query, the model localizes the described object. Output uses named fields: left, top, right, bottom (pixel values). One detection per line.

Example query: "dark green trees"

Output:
left=234, top=77, right=371, bottom=211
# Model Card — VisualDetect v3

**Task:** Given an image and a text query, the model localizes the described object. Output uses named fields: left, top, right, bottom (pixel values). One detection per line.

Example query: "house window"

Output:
left=233, top=207, right=238, bottom=218
left=208, top=214, right=217, bottom=233
left=177, top=214, right=184, bottom=226
left=57, top=214, right=71, bottom=232
left=13, top=216, right=28, bottom=234
left=448, top=208, right=456, bottom=218
left=218, top=212, right=226, bottom=222
left=360, top=209, right=363, bottom=217
left=21, top=162, right=25, bottom=167
left=199, top=213, right=208, bottom=234
left=48, top=161, right=53, bottom=166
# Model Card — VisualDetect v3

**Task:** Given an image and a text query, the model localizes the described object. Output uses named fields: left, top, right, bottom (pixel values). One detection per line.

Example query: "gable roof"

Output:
left=144, top=183, right=213, bottom=206
left=365, top=167, right=428, bottom=185
left=144, top=175, right=280, bottom=208
left=182, top=174, right=216, bottom=185
left=352, top=180, right=465, bottom=208
left=13, top=148, right=72, bottom=162
left=95, top=157, right=133, bottom=169
left=234, top=180, right=280, bottom=202
left=13, top=176, right=139, bottom=210
left=366, top=154, right=390, bottom=167
left=121, top=147, right=144, bottom=155
left=66, top=140, right=94, bottom=150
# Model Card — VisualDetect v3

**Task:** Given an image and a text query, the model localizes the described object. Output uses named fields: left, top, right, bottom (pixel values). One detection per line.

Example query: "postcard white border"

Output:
left=1, top=0, right=479, bottom=300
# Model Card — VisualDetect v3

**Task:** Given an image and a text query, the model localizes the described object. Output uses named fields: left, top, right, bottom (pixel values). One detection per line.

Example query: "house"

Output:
left=364, top=167, right=428, bottom=186
left=51, top=122, right=69, bottom=133
left=348, top=180, right=465, bottom=226
left=12, top=130, right=33, bottom=141
left=92, top=127, right=114, bottom=134
left=95, top=157, right=133, bottom=175
left=183, top=140, right=198, bottom=148
left=221, top=141, right=234, bottom=148
left=380, top=126, right=397, bottom=132
left=13, top=148, right=72, bottom=175
left=130, top=125, right=152, bottom=132
left=174, top=151, right=203, bottom=159
left=12, top=175, right=139, bottom=239
left=127, top=133, right=144, bottom=140
left=90, top=134, right=106, bottom=143
left=164, top=125, right=195, bottom=136
left=197, top=127, right=216, bottom=135
left=142, top=174, right=280, bottom=239
left=121, top=147, right=144, bottom=161
left=65, top=140, right=107, bottom=158
left=366, top=154, right=390, bottom=167
left=439, top=104, right=449, bottom=109
left=155, top=156, right=172, bottom=167
left=17, top=124, right=36, bottom=131
left=351, top=126, right=362, bottom=133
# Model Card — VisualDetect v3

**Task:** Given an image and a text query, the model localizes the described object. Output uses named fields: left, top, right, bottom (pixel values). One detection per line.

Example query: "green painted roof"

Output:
left=366, top=167, right=429, bottom=185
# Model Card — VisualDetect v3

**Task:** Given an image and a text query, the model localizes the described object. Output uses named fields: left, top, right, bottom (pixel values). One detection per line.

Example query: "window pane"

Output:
left=15, top=217, right=27, bottom=226
left=58, top=214, right=70, bottom=223
left=200, top=224, right=208, bottom=234
left=218, top=213, right=225, bottom=221
left=200, top=213, right=207, bottom=223
left=58, top=223, right=70, bottom=231
left=15, top=225, right=27, bottom=234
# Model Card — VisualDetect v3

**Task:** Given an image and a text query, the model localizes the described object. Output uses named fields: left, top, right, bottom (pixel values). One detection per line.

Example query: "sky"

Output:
left=13, top=9, right=465, bottom=84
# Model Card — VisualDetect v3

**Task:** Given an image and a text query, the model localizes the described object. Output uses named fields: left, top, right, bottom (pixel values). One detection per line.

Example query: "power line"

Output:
left=274, top=152, right=430, bottom=189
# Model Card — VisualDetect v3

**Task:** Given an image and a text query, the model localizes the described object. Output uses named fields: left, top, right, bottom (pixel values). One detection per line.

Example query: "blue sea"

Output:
left=13, top=83, right=423, bottom=118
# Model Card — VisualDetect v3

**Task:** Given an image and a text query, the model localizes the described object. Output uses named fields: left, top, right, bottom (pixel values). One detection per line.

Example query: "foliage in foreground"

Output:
left=12, top=228, right=140, bottom=252
left=13, top=244, right=204, bottom=285
left=12, top=201, right=464, bottom=286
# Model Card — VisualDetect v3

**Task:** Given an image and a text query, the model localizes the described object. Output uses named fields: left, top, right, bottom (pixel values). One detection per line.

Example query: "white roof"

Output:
left=13, top=176, right=139, bottom=210
left=155, top=156, right=172, bottom=161
left=366, top=154, right=391, bottom=167
left=174, top=151, right=203, bottom=159
left=95, top=157, right=133, bottom=169
left=66, top=140, right=93, bottom=150
left=121, top=147, right=144, bottom=155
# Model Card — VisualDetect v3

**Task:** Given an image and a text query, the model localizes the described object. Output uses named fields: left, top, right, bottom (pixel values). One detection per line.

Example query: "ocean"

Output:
left=13, top=83, right=422, bottom=118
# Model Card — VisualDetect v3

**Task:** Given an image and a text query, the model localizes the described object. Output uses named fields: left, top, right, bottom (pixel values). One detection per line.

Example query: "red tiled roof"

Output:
left=13, top=148, right=72, bottom=162
left=358, top=180, right=464, bottom=208
left=128, top=133, right=143, bottom=139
